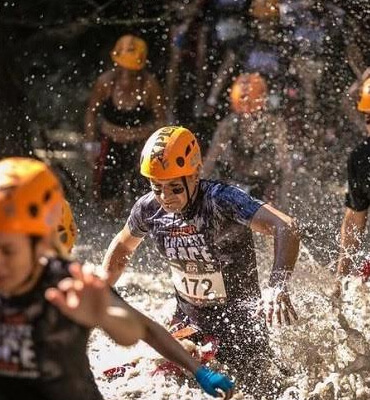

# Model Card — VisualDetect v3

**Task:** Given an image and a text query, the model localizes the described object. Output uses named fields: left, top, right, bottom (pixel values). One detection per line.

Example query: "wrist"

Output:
left=195, top=366, right=209, bottom=380
left=190, top=360, right=202, bottom=376
left=268, top=270, right=292, bottom=289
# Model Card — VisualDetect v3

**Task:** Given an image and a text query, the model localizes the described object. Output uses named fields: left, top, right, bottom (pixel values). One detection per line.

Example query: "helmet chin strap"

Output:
left=180, top=176, right=199, bottom=215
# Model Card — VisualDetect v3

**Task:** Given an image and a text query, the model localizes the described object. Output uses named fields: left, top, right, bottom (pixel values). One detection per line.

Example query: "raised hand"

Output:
left=255, top=287, right=298, bottom=327
left=45, top=263, right=111, bottom=328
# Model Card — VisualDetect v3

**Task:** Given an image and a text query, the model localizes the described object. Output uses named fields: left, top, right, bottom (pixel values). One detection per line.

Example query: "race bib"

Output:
left=170, top=267, right=227, bottom=306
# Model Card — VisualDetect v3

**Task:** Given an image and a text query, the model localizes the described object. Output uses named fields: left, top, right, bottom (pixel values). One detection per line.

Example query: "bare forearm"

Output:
left=142, top=318, right=200, bottom=374
left=100, top=307, right=145, bottom=346
left=337, top=209, right=367, bottom=276
left=84, top=111, right=97, bottom=142
left=338, top=224, right=362, bottom=276
left=269, top=221, right=300, bottom=286
left=112, top=295, right=201, bottom=374
left=103, top=241, right=132, bottom=285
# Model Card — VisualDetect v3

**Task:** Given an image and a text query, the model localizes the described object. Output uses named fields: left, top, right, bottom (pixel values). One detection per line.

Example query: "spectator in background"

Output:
left=204, top=0, right=288, bottom=117
left=84, top=34, right=166, bottom=218
left=203, top=72, right=291, bottom=208
left=336, top=77, right=370, bottom=283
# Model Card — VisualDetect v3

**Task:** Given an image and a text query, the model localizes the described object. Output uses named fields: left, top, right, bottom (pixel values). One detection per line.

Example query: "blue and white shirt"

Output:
left=128, top=180, right=264, bottom=311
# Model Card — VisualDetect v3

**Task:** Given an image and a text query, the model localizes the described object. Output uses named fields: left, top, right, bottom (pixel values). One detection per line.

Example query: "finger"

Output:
left=65, top=289, right=81, bottom=309
left=254, top=306, right=264, bottom=318
left=58, top=278, right=76, bottom=292
left=285, top=301, right=298, bottom=321
left=267, top=303, right=274, bottom=326
left=69, top=262, right=84, bottom=280
left=282, top=306, right=291, bottom=325
left=275, top=304, right=282, bottom=325
left=45, top=288, right=69, bottom=313
left=254, top=299, right=264, bottom=318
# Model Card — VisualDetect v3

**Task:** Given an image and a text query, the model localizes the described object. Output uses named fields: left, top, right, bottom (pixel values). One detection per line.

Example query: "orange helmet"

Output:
left=249, top=0, right=280, bottom=20
left=0, top=157, right=63, bottom=236
left=57, top=200, right=77, bottom=253
left=358, top=78, right=370, bottom=113
left=230, top=73, right=268, bottom=114
left=140, top=126, right=202, bottom=180
left=110, top=34, right=148, bottom=71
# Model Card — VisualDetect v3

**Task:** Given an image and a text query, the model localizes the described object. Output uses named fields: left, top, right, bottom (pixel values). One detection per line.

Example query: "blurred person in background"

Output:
left=84, top=34, right=166, bottom=218
left=204, top=0, right=288, bottom=118
left=336, top=78, right=370, bottom=285
left=203, top=73, right=291, bottom=208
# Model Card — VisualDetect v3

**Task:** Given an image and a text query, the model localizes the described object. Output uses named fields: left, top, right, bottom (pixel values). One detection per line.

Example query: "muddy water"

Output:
left=85, top=240, right=370, bottom=400
left=84, top=165, right=370, bottom=399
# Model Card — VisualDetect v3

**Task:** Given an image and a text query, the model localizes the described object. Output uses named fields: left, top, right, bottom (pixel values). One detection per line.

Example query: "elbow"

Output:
left=123, top=321, right=145, bottom=346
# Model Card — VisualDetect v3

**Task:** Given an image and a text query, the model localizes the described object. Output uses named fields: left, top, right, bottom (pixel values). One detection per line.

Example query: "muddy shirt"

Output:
left=0, top=258, right=103, bottom=400
left=128, top=180, right=264, bottom=325
left=345, top=140, right=370, bottom=212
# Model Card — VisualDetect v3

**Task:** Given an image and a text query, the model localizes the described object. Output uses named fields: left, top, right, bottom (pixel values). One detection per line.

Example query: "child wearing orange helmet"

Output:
left=0, top=157, right=234, bottom=400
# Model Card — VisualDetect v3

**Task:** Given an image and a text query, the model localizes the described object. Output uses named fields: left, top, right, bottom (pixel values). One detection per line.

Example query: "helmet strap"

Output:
left=181, top=176, right=199, bottom=214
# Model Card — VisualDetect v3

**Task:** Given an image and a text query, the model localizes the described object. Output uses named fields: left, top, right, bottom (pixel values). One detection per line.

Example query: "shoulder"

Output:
left=130, top=191, right=160, bottom=217
left=202, top=180, right=261, bottom=205
left=95, top=70, right=116, bottom=89
left=201, top=180, right=264, bottom=221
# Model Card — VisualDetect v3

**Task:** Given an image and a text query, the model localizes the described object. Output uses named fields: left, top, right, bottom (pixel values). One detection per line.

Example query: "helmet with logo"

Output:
left=140, top=126, right=202, bottom=180
left=0, top=157, right=63, bottom=236
left=358, top=78, right=370, bottom=113
left=57, top=200, right=77, bottom=253
left=230, top=72, right=268, bottom=114
left=111, top=34, right=148, bottom=71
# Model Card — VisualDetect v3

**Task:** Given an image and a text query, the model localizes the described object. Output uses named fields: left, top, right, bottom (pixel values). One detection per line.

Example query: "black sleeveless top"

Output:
left=0, top=258, right=103, bottom=400
left=101, top=75, right=154, bottom=128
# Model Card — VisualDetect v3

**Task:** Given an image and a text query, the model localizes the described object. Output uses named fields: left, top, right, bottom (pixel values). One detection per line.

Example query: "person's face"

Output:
left=0, top=233, right=34, bottom=296
left=235, top=75, right=267, bottom=114
left=150, top=175, right=198, bottom=213
left=115, top=35, right=136, bottom=56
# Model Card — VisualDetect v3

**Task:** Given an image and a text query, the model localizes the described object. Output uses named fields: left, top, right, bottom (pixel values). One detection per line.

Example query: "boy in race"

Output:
left=103, top=126, right=300, bottom=398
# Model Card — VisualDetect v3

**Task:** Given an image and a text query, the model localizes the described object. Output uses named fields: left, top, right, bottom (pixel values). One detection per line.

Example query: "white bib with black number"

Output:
left=170, top=267, right=227, bottom=306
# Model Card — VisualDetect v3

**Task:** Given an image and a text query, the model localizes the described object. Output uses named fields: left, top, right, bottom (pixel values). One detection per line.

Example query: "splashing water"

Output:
left=84, top=237, right=370, bottom=400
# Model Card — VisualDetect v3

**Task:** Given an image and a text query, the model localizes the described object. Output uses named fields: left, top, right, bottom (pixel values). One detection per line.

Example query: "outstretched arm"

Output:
left=45, top=263, right=234, bottom=399
left=102, top=223, right=143, bottom=285
left=251, top=204, right=300, bottom=326
left=45, top=263, right=144, bottom=346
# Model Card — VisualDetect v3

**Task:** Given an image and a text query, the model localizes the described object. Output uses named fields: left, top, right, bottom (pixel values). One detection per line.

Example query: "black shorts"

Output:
left=171, top=297, right=280, bottom=399
left=95, top=137, right=147, bottom=200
